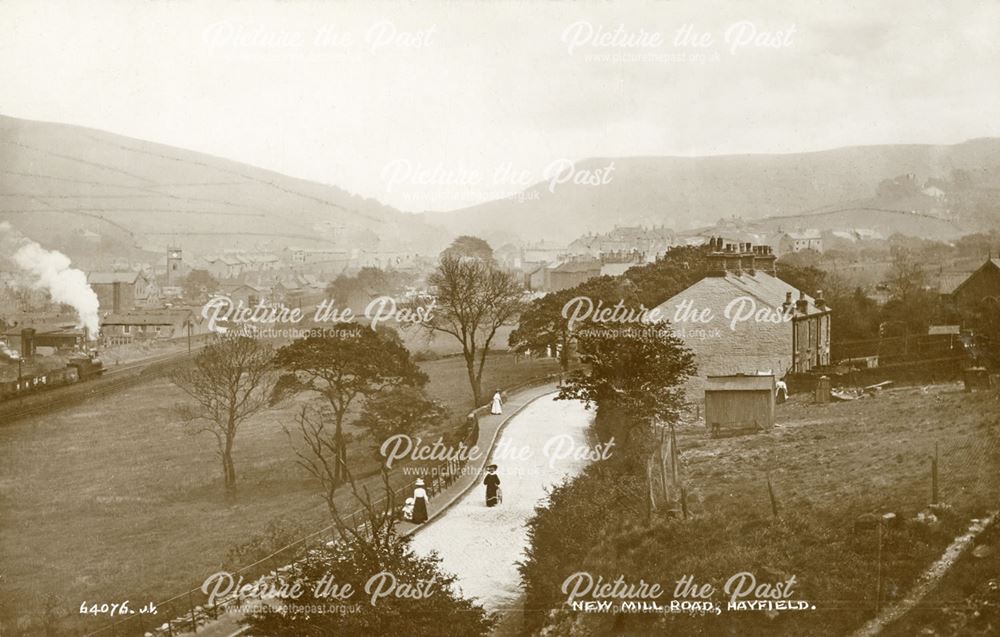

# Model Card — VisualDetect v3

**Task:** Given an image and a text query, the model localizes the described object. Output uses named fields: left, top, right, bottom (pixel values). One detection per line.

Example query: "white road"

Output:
left=409, top=394, right=595, bottom=613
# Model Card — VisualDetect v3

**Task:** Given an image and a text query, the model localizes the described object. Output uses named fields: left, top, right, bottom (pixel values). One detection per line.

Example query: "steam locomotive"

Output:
left=0, top=330, right=104, bottom=401
left=0, top=347, right=106, bottom=403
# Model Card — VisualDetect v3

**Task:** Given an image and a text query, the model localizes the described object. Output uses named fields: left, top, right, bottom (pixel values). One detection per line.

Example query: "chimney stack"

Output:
left=21, top=328, right=36, bottom=358
left=815, top=289, right=827, bottom=310
left=795, top=289, right=808, bottom=314
left=706, top=236, right=727, bottom=276
left=739, top=243, right=756, bottom=274
left=724, top=242, right=742, bottom=274
left=753, top=244, right=777, bottom=276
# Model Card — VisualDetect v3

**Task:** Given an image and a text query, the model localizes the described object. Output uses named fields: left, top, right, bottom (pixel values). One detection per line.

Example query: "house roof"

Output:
left=938, top=271, right=974, bottom=295
left=705, top=374, right=775, bottom=392
left=2, top=323, right=81, bottom=337
left=88, top=271, right=143, bottom=284
left=950, top=257, right=1000, bottom=297
left=647, top=270, right=829, bottom=321
left=218, top=283, right=268, bottom=295
left=102, top=309, right=192, bottom=326
left=928, top=325, right=960, bottom=335
left=552, top=259, right=601, bottom=274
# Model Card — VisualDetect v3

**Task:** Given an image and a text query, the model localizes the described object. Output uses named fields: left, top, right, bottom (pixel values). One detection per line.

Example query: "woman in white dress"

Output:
left=490, top=390, right=503, bottom=415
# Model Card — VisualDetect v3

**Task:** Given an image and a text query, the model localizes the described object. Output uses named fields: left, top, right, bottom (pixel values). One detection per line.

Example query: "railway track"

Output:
left=0, top=346, right=206, bottom=424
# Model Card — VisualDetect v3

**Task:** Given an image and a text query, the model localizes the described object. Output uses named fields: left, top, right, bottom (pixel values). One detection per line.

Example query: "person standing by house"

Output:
left=490, top=389, right=503, bottom=415
left=483, top=464, right=501, bottom=507
left=411, top=478, right=429, bottom=524
left=775, top=378, right=788, bottom=404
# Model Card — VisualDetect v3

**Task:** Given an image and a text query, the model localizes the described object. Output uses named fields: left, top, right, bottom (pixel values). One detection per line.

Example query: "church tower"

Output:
left=167, top=247, right=183, bottom=286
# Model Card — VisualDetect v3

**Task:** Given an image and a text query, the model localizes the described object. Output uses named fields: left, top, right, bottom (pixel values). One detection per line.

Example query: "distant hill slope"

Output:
left=710, top=201, right=969, bottom=242
left=0, top=114, right=447, bottom=262
left=429, top=140, right=1000, bottom=244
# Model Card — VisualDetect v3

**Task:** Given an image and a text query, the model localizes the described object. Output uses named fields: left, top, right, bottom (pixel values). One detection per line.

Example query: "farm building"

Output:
left=704, top=374, right=776, bottom=436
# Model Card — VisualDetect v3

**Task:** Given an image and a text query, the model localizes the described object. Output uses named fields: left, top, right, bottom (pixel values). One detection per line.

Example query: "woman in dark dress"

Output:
left=484, top=465, right=501, bottom=507
left=411, top=478, right=429, bottom=523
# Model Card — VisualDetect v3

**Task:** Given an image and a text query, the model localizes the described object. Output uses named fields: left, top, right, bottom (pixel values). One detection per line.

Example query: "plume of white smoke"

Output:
left=1, top=222, right=101, bottom=338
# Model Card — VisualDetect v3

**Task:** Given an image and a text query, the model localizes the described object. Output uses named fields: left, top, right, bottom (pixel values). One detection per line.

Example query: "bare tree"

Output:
left=421, top=255, right=524, bottom=406
left=286, top=406, right=397, bottom=557
left=172, top=335, right=276, bottom=492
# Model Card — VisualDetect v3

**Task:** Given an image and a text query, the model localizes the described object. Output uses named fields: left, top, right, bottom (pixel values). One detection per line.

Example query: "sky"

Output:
left=2, top=0, right=999, bottom=212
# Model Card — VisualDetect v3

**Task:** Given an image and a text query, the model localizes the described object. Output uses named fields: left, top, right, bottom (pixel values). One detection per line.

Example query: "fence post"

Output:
left=875, top=521, right=883, bottom=614
left=767, top=472, right=779, bottom=519
left=189, top=591, right=196, bottom=632
left=931, top=442, right=939, bottom=504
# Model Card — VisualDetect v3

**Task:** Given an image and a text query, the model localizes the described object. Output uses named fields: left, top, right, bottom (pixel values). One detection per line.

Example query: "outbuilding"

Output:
left=704, top=374, right=776, bottom=436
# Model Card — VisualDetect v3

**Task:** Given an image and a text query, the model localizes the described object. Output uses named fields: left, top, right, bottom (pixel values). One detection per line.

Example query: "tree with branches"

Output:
left=509, top=275, right=643, bottom=372
left=420, top=255, right=523, bottom=406
left=172, top=335, right=276, bottom=492
left=441, top=235, right=495, bottom=263
left=274, top=326, right=427, bottom=484
left=558, top=327, right=695, bottom=434
left=355, top=385, right=448, bottom=462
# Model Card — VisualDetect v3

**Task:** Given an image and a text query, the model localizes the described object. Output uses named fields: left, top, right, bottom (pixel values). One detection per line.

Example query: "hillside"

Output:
left=725, top=204, right=969, bottom=241
left=0, top=115, right=448, bottom=264
left=3, top=114, right=997, bottom=260
left=429, top=140, right=1000, bottom=244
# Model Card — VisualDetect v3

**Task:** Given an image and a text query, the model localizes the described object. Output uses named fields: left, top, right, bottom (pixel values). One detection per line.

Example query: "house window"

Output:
left=122, top=325, right=131, bottom=334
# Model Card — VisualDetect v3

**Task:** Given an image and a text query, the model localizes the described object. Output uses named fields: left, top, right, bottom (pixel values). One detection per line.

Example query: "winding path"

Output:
left=409, top=393, right=595, bottom=615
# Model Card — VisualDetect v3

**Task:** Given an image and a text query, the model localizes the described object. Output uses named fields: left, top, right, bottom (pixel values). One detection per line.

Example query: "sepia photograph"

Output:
left=1, top=1, right=998, bottom=636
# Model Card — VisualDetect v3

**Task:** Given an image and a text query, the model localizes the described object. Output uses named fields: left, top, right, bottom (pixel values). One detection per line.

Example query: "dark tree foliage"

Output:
left=355, top=385, right=448, bottom=461
left=239, top=531, right=494, bottom=637
left=508, top=275, right=641, bottom=371
left=181, top=268, right=218, bottom=301
left=622, top=244, right=709, bottom=307
left=440, top=235, right=495, bottom=262
left=325, top=267, right=415, bottom=312
left=558, top=327, right=695, bottom=432
left=274, top=325, right=427, bottom=483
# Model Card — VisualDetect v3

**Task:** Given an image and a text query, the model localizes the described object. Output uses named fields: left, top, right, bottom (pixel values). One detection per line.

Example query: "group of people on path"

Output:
left=402, top=465, right=502, bottom=524
left=402, top=390, right=505, bottom=523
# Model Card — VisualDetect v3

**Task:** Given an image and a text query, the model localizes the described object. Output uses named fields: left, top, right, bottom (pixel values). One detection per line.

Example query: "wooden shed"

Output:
left=704, top=374, right=775, bottom=436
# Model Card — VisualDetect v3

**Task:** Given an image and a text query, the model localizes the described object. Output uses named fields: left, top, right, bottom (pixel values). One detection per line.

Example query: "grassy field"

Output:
left=669, top=381, right=1000, bottom=635
left=522, top=380, right=1000, bottom=636
left=0, top=351, right=559, bottom=636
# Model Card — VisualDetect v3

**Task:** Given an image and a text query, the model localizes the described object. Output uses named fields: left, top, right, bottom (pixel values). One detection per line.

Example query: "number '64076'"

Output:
left=80, top=601, right=157, bottom=616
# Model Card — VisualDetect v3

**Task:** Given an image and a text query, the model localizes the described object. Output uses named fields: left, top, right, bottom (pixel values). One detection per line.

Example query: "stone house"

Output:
left=645, top=238, right=832, bottom=395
